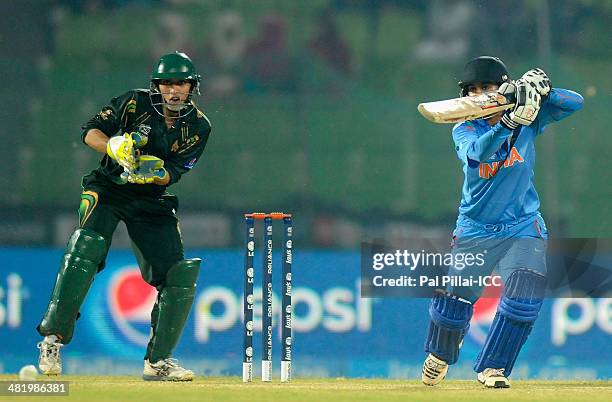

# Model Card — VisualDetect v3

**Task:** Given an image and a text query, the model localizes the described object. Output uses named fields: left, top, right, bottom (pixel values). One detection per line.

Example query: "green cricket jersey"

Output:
left=81, top=89, right=211, bottom=197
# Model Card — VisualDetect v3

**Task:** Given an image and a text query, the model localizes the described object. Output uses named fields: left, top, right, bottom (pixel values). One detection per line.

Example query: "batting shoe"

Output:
left=37, top=335, right=63, bottom=375
left=143, top=358, right=194, bottom=381
left=422, top=353, right=448, bottom=386
left=477, top=368, right=510, bottom=388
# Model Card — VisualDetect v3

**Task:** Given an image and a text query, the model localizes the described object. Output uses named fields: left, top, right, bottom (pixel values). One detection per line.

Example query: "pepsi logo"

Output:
left=107, top=267, right=158, bottom=347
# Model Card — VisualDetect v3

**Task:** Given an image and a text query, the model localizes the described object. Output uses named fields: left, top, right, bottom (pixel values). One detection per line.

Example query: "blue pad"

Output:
left=425, top=292, right=473, bottom=364
left=474, top=269, right=546, bottom=375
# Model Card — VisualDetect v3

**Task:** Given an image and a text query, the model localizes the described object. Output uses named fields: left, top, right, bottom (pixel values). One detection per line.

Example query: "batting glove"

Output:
left=499, top=79, right=541, bottom=130
left=521, top=68, right=551, bottom=97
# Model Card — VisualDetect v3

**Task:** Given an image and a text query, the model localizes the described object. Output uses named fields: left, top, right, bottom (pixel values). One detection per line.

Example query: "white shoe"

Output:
left=477, top=368, right=510, bottom=388
left=37, top=336, right=63, bottom=375
left=422, top=353, right=448, bottom=386
left=143, top=358, right=194, bottom=381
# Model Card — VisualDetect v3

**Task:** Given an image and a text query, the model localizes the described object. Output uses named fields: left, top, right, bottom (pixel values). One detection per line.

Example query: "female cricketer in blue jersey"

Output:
left=421, top=56, right=583, bottom=388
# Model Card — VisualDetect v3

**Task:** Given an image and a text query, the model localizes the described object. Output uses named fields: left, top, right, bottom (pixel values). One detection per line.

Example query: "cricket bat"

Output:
left=417, top=92, right=514, bottom=124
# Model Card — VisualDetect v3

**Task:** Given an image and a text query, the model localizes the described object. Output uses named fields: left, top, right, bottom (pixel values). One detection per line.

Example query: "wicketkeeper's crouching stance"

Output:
left=421, top=56, right=583, bottom=388
left=36, top=52, right=211, bottom=381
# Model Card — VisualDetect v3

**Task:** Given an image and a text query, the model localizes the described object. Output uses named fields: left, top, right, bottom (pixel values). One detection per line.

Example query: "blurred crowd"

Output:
left=7, top=0, right=610, bottom=98
left=147, top=8, right=357, bottom=96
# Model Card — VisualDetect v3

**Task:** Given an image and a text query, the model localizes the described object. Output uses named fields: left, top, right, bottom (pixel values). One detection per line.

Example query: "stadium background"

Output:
left=0, top=0, right=610, bottom=379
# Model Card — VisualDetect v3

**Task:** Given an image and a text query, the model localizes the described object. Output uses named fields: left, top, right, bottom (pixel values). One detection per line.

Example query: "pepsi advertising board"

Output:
left=0, top=248, right=610, bottom=379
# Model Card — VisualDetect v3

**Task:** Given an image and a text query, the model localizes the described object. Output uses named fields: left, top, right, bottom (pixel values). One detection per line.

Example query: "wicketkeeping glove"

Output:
left=498, top=79, right=541, bottom=130
left=121, top=155, right=168, bottom=185
left=521, top=68, right=551, bottom=97
left=130, top=129, right=149, bottom=149
left=107, top=133, right=137, bottom=171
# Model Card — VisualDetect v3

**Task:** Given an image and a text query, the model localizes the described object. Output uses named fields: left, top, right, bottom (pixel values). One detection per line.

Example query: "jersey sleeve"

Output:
left=534, top=88, right=584, bottom=135
left=81, top=91, right=138, bottom=142
left=452, top=122, right=513, bottom=168
left=164, top=120, right=211, bottom=186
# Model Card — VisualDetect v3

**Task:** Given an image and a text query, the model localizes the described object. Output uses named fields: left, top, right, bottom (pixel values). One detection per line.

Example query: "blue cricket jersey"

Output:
left=452, top=88, right=584, bottom=224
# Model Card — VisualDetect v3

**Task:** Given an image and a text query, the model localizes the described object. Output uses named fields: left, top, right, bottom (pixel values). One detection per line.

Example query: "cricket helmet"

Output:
left=150, top=52, right=201, bottom=118
left=458, top=56, right=510, bottom=96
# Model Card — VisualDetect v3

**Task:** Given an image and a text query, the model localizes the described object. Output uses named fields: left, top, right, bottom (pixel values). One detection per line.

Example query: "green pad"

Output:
left=165, top=258, right=201, bottom=287
left=38, top=228, right=107, bottom=343
left=147, top=258, right=201, bottom=362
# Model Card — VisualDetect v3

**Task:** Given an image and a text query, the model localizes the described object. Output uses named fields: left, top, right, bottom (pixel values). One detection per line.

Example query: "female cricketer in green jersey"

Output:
left=36, top=52, right=212, bottom=381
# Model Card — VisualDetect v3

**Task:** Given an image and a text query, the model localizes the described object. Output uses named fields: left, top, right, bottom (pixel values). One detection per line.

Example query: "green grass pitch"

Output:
left=0, top=376, right=610, bottom=402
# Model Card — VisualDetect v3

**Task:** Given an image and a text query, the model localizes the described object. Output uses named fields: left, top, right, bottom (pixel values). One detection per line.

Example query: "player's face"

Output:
left=466, top=82, right=503, bottom=125
left=158, top=79, right=192, bottom=112
left=467, top=82, right=499, bottom=96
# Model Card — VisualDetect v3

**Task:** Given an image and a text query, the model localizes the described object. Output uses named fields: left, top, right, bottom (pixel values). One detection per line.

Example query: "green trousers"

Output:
left=79, top=181, right=184, bottom=287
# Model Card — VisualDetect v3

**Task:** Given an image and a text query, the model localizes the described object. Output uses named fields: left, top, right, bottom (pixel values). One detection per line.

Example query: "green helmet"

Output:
left=151, top=52, right=201, bottom=82
left=150, top=52, right=201, bottom=118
